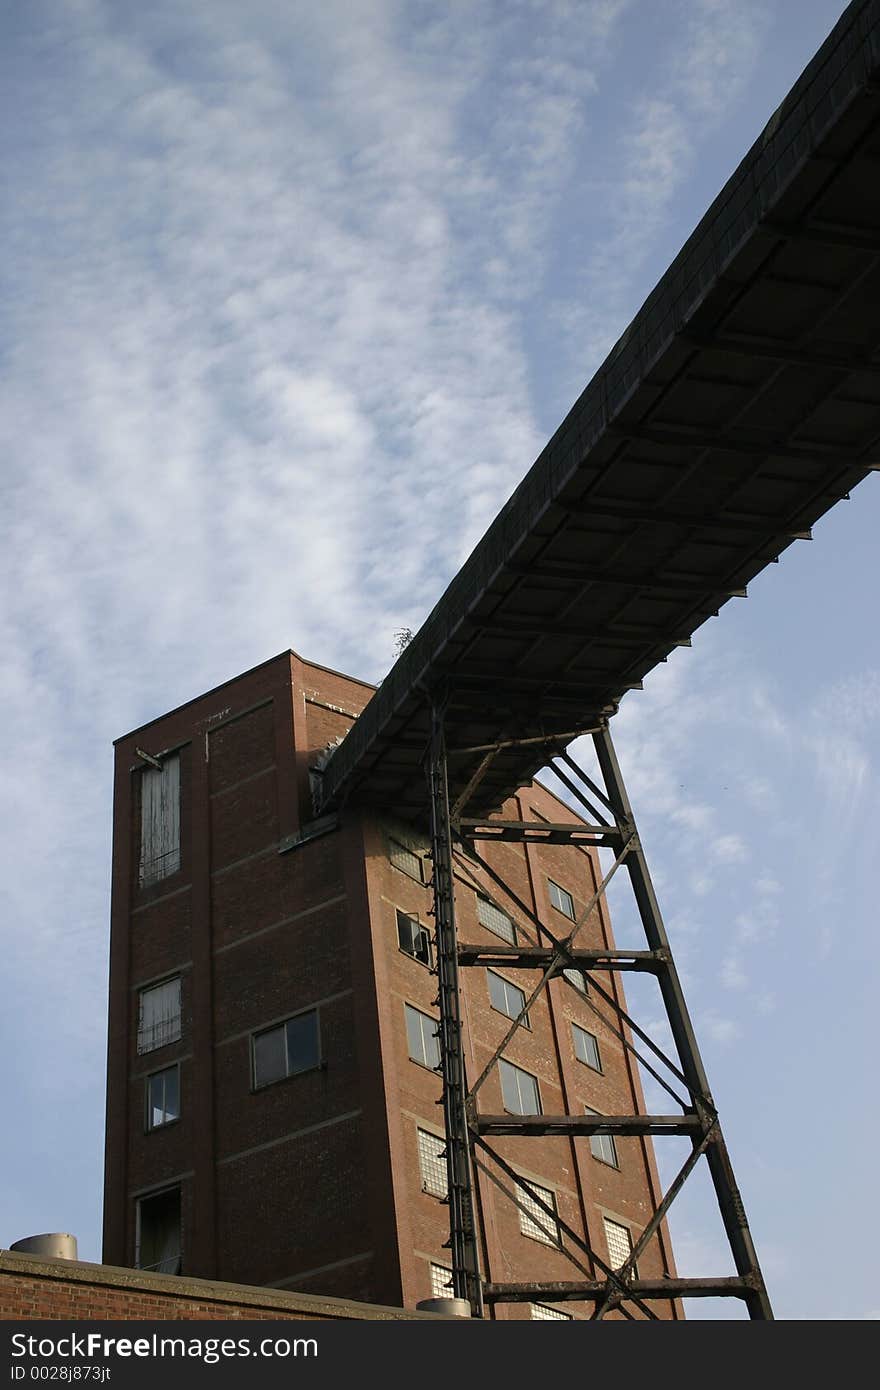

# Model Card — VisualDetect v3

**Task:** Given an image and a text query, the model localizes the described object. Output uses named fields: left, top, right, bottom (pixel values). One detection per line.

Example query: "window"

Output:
left=137, top=977, right=181, bottom=1055
left=531, top=1303, right=572, bottom=1320
left=397, top=909, right=432, bottom=967
left=477, top=895, right=516, bottom=944
left=430, top=1262, right=453, bottom=1298
left=389, top=839, right=423, bottom=882
left=548, top=879, right=575, bottom=919
left=417, top=1128, right=447, bottom=1197
left=146, top=1065, right=180, bottom=1131
left=405, top=1004, right=441, bottom=1071
left=603, top=1217, right=636, bottom=1274
left=518, top=1179, right=560, bottom=1246
left=488, top=970, right=529, bottom=1026
left=572, top=1022, right=602, bottom=1071
left=563, top=966, right=589, bottom=995
left=252, top=1009, right=320, bottom=1088
left=499, top=1058, right=541, bottom=1115
left=136, top=1187, right=181, bottom=1274
left=139, top=754, right=180, bottom=886
left=585, top=1107, right=619, bottom=1168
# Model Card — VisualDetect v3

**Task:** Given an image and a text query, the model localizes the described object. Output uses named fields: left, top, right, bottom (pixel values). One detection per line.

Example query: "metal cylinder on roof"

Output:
left=10, top=1233, right=78, bottom=1261
left=415, top=1296, right=471, bottom=1317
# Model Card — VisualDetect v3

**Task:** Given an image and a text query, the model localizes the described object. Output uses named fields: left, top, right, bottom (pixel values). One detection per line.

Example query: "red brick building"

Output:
left=103, top=650, right=679, bottom=1318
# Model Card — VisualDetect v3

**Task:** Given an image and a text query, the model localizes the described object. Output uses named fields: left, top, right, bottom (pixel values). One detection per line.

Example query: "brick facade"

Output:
left=0, top=1250, right=436, bottom=1321
left=104, top=650, right=679, bottom=1319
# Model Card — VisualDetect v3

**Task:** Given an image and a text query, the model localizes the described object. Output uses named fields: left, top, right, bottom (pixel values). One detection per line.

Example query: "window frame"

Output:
left=396, top=908, right=432, bottom=968
left=135, top=1185, right=182, bottom=1276
left=517, top=1178, right=560, bottom=1247
left=251, top=1007, right=321, bottom=1090
left=145, top=1063, right=181, bottom=1133
left=562, top=966, right=589, bottom=995
left=603, top=1215, right=638, bottom=1276
left=138, top=753, right=181, bottom=888
left=548, top=878, right=575, bottom=920
left=531, top=1302, right=572, bottom=1320
left=499, top=1057, right=542, bottom=1116
left=137, top=975, right=182, bottom=1056
left=404, top=1002, right=441, bottom=1072
left=571, top=1021, right=603, bottom=1072
left=389, top=838, right=424, bottom=883
left=476, top=894, right=517, bottom=945
left=416, top=1126, right=448, bottom=1198
left=429, top=1262, right=454, bottom=1299
left=487, top=969, right=530, bottom=1027
left=585, top=1106, right=619, bottom=1168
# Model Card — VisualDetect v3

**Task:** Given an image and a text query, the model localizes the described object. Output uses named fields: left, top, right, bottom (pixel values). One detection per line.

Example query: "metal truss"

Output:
left=425, top=706, right=773, bottom=1320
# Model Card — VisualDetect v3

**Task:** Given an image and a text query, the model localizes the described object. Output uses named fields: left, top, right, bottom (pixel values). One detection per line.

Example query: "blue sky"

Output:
left=1, top=0, right=877, bottom=1320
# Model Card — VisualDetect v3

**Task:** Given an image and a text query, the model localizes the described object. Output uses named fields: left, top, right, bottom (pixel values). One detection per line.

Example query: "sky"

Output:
left=1, top=0, right=877, bottom=1321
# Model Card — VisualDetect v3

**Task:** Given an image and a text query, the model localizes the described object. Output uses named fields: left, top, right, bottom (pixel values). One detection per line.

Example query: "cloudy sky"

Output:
left=1, top=0, right=876, bottom=1321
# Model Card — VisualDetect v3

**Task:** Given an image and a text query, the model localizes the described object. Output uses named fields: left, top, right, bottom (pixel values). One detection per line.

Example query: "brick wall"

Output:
left=0, top=1250, right=438, bottom=1321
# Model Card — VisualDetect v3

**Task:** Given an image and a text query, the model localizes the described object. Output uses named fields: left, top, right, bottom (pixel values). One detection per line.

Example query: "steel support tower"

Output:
left=426, top=706, right=772, bottom=1320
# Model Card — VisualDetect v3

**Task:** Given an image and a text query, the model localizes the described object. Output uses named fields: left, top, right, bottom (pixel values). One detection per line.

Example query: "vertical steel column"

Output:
left=427, top=702, right=483, bottom=1315
left=592, top=724, right=773, bottom=1320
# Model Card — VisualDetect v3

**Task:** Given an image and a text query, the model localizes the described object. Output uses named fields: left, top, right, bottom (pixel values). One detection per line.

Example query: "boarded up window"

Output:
left=137, top=978, right=181, bottom=1054
left=139, top=755, right=180, bottom=886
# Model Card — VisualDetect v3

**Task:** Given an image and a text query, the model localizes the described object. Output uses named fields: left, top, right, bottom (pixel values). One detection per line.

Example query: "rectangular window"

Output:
left=563, top=966, right=589, bottom=995
left=252, top=1009, right=320, bottom=1088
left=586, top=1106, right=619, bottom=1168
left=548, top=879, right=575, bottom=919
left=405, top=1004, right=441, bottom=1071
left=487, top=970, right=529, bottom=1026
left=146, top=1066, right=180, bottom=1131
left=518, top=1179, right=559, bottom=1247
left=417, top=1128, right=447, bottom=1197
left=389, top=839, right=423, bottom=882
left=477, top=895, right=516, bottom=944
left=572, top=1022, right=602, bottom=1071
left=136, top=1187, right=181, bottom=1275
left=139, top=754, right=180, bottom=886
left=603, top=1216, right=636, bottom=1273
left=137, top=977, right=181, bottom=1055
left=397, top=909, right=432, bottom=967
left=531, top=1303, right=572, bottom=1320
left=430, top=1262, right=453, bottom=1298
left=499, top=1058, right=541, bottom=1115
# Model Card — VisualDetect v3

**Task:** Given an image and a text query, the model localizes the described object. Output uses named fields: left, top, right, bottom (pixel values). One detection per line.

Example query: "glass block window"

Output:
left=518, top=1179, right=559, bottom=1246
left=417, top=1128, right=447, bottom=1197
left=252, top=1010, right=320, bottom=1088
left=572, top=1022, right=602, bottom=1071
left=146, top=1066, right=180, bottom=1131
left=397, top=909, right=432, bottom=967
left=390, top=839, right=423, bottom=882
left=604, top=1217, right=635, bottom=1272
left=499, top=1058, right=541, bottom=1115
left=430, top=1262, right=454, bottom=1298
left=405, top=1004, right=441, bottom=1070
left=585, top=1106, right=619, bottom=1168
left=137, top=977, right=181, bottom=1054
left=139, top=754, right=180, bottom=886
left=531, top=1303, right=572, bottom=1320
left=487, top=970, right=528, bottom=1025
left=548, top=879, right=575, bottom=920
left=477, top=896, right=516, bottom=944
left=563, top=967, right=589, bottom=995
